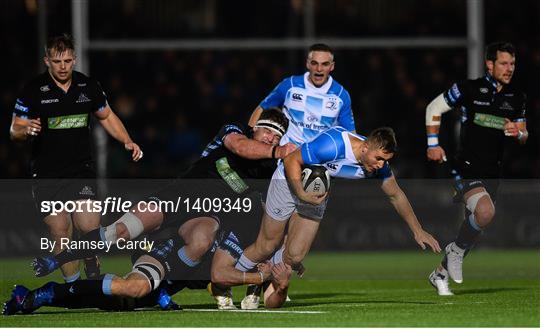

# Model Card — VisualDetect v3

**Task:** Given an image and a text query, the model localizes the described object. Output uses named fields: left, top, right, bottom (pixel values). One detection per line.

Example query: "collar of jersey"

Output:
left=484, top=73, right=498, bottom=90
left=303, top=72, right=333, bottom=94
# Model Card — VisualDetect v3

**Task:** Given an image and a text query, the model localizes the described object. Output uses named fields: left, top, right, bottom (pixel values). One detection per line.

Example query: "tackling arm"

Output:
left=381, top=176, right=441, bottom=252
left=223, top=133, right=294, bottom=160
left=210, top=249, right=271, bottom=287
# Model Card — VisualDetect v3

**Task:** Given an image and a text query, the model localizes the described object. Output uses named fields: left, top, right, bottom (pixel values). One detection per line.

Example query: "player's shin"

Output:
left=455, top=211, right=482, bottom=250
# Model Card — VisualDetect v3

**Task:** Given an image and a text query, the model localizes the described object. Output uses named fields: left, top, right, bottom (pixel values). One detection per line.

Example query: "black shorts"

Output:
left=451, top=160, right=500, bottom=203
left=138, top=236, right=215, bottom=281
left=32, top=167, right=98, bottom=218
left=148, top=179, right=263, bottom=231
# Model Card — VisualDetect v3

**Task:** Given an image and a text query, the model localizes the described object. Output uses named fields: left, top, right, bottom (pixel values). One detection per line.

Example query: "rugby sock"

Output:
left=174, top=247, right=202, bottom=280
left=47, top=276, right=108, bottom=306
left=455, top=213, right=482, bottom=250
left=235, top=254, right=257, bottom=272
left=270, top=246, right=284, bottom=265
left=62, top=271, right=80, bottom=283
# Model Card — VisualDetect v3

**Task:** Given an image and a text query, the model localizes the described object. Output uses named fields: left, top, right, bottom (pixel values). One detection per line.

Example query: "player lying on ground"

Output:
left=234, top=127, right=441, bottom=308
left=32, top=109, right=295, bottom=279
left=4, top=218, right=292, bottom=315
left=425, top=42, right=528, bottom=295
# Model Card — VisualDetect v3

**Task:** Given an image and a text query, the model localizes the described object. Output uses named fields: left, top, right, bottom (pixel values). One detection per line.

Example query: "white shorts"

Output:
left=265, top=164, right=328, bottom=222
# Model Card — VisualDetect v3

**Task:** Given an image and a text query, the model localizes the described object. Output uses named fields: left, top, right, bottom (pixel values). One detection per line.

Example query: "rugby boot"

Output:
left=429, top=269, right=453, bottom=296
left=31, top=256, right=59, bottom=277
left=84, top=256, right=101, bottom=279
left=207, top=282, right=236, bottom=310
left=240, top=284, right=262, bottom=310
left=3, top=285, right=30, bottom=315
left=444, top=242, right=465, bottom=283
left=157, top=288, right=181, bottom=310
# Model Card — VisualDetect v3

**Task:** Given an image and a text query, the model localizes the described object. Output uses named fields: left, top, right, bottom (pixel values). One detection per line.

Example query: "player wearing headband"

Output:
left=32, top=109, right=295, bottom=310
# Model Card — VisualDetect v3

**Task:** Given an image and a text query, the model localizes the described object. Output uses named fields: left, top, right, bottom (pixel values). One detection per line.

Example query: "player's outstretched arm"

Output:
left=94, top=105, right=143, bottom=161
left=381, top=176, right=441, bottom=253
left=224, top=133, right=295, bottom=160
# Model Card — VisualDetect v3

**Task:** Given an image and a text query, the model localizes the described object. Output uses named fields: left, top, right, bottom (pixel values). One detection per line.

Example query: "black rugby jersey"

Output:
left=183, top=122, right=276, bottom=194
left=13, top=71, right=108, bottom=178
left=443, top=74, right=526, bottom=170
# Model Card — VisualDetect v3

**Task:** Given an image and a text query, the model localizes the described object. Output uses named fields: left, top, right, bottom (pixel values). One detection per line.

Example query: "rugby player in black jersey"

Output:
left=425, top=42, right=528, bottom=295
left=30, top=108, right=295, bottom=308
left=10, top=34, right=142, bottom=282
left=4, top=214, right=292, bottom=315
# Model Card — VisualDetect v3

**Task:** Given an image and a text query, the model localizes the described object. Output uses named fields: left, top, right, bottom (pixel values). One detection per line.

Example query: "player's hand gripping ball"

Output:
left=301, top=165, right=330, bottom=194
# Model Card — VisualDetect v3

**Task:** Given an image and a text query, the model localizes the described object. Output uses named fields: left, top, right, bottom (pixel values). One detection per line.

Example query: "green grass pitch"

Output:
left=1, top=250, right=539, bottom=327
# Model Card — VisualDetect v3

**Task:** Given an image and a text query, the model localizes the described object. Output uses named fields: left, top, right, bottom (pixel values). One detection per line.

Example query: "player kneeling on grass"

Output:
left=236, top=127, right=441, bottom=309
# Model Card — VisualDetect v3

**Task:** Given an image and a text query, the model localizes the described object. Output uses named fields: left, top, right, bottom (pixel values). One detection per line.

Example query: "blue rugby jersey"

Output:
left=300, top=127, right=392, bottom=180
left=259, top=72, right=355, bottom=146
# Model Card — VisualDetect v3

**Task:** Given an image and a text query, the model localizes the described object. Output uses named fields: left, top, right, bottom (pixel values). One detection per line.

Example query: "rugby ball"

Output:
left=301, top=165, right=330, bottom=194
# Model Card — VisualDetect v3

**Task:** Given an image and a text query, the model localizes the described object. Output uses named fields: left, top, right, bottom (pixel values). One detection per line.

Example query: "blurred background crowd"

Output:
left=1, top=0, right=538, bottom=179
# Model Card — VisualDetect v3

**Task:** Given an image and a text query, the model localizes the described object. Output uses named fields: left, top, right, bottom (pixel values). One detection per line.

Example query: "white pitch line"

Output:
left=184, top=308, right=327, bottom=314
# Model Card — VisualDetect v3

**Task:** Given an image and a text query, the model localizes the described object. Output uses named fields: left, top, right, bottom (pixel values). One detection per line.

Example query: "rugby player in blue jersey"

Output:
left=236, top=127, right=441, bottom=306
left=249, top=43, right=356, bottom=142
left=239, top=43, right=357, bottom=308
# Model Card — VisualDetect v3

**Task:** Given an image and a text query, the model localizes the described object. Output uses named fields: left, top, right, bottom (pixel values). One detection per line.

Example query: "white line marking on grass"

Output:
left=184, top=308, right=327, bottom=314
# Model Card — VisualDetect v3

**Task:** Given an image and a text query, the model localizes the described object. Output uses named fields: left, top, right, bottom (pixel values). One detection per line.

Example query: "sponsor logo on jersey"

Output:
left=326, top=162, right=338, bottom=171
left=307, top=115, right=318, bottom=122
left=48, top=113, right=89, bottom=129
left=292, top=93, right=303, bottom=101
left=40, top=85, right=50, bottom=92
left=473, top=113, right=505, bottom=130
left=224, top=238, right=243, bottom=255
left=473, top=100, right=490, bottom=106
left=41, top=98, right=59, bottom=104
left=503, top=93, right=514, bottom=97
left=77, top=83, right=87, bottom=87
left=500, top=101, right=514, bottom=111
left=479, top=88, right=488, bottom=93
left=451, top=83, right=461, bottom=98
left=14, top=102, right=29, bottom=113
left=76, top=93, right=91, bottom=103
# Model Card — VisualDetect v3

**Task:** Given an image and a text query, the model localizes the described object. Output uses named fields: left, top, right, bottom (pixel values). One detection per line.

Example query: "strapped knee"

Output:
left=128, top=262, right=163, bottom=292
left=465, top=191, right=491, bottom=214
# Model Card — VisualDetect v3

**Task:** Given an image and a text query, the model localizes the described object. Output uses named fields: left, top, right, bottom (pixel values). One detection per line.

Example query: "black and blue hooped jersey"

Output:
left=443, top=74, right=526, bottom=168
left=13, top=71, right=108, bottom=177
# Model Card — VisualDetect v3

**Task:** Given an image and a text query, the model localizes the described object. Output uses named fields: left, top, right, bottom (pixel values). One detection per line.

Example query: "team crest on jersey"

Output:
left=500, top=101, right=514, bottom=111
left=76, top=93, right=91, bottom=103
left=479, top=88, right=488, bottom=93
left=40, top=85, right=50, bottom=92
left=325, top=98, right=338, bottom=110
